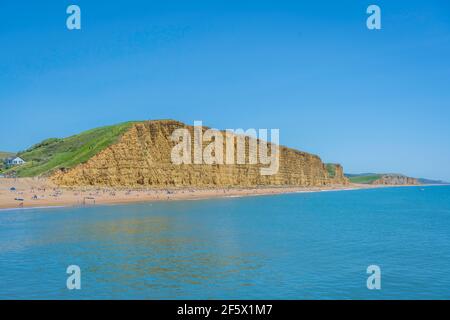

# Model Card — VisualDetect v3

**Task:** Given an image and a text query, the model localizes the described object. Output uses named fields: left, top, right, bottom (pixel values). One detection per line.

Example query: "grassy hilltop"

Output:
left=345, top=173, right=423, bottom=185
left=345, top=173, right=382, bottom=184
left=4, top=122, right=135, bottom=177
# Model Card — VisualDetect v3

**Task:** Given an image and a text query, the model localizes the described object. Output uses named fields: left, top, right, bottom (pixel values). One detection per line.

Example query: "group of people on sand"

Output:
left=2, top=179, right=355, bottom=209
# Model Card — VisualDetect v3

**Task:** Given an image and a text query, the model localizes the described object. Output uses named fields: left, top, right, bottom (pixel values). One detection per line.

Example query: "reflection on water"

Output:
left=1, top=186, right=450, bottom=299
left=0, top=201, right=264, bottom=299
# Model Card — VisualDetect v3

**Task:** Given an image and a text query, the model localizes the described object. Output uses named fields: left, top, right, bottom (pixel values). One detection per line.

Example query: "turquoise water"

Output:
left=1, top=185, right=450, bottom=299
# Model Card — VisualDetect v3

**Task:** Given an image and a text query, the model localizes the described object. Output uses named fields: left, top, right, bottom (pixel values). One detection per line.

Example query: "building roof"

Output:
left=5, top=156, right=25, bottom=162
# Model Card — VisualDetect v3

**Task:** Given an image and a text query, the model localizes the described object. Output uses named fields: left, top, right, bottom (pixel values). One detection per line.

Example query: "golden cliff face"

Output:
left=51, top=120, right=348, bottom=187
left=328, top=164, right=346, bottom=184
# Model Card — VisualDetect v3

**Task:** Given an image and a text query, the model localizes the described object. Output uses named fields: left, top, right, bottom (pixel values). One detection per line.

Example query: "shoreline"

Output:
left=0, top=178, right=435, bottom=211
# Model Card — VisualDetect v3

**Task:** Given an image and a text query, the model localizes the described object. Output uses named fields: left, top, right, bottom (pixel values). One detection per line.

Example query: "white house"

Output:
left=4, top=157, right=26, bottom=166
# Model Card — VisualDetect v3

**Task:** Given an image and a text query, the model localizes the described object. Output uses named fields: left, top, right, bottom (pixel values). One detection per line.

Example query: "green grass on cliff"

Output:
left=345, top=173, right=382, bottom=184
left=5, top=122, right=136, bottom=177
left=326, top=163, right=337, bottom=178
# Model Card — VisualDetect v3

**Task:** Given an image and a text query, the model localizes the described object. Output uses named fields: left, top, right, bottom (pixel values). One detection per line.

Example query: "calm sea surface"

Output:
left=1, top=185, right=450, bottom=299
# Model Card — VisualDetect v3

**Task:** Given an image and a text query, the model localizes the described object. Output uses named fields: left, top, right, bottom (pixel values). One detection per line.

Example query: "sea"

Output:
left=0, top=185, right=449, bottom=299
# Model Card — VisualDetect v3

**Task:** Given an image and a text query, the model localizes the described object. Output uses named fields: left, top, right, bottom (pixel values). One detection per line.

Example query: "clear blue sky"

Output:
left=1, top=0, right=450, bottom=180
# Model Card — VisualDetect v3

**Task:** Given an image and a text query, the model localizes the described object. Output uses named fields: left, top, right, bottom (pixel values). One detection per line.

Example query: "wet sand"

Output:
left=0, top=177, right=390, bottom=210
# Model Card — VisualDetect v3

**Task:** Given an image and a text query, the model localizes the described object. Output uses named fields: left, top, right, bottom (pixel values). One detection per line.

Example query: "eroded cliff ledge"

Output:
left=51, top=120, right=348, bottom=187
left=371, top=174, right=419, bottom=185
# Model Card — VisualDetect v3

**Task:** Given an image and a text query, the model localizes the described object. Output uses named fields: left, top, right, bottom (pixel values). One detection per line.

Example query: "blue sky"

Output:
left=1, top=0, right=450, bottom=180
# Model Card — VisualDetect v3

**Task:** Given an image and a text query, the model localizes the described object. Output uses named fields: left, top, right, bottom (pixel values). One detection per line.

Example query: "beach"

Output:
left=0, top=177, right=386, bottom=210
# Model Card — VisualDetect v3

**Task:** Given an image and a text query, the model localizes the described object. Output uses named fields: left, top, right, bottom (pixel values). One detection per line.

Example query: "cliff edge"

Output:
left=49, top=120, right=348, bottom=187
left=371, top=174, right=419, bottom=185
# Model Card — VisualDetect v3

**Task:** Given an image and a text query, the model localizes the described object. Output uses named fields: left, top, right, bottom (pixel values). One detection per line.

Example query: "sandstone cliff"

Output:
left=51, top=120, right=348, bottom=187
left=371, top=174, right=419, bottom=185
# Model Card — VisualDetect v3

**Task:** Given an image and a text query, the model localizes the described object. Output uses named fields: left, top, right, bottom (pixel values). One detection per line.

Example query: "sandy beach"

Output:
left=0, top=177, right=392, bottom=210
